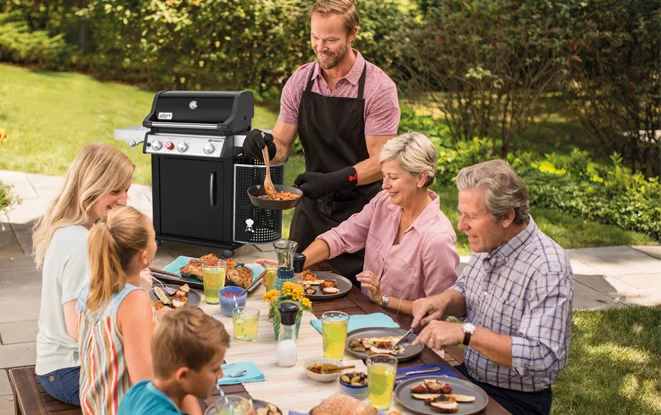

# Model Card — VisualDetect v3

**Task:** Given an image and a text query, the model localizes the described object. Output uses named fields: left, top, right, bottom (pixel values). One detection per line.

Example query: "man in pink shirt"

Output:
left=242, top=0, right=400, bottom=280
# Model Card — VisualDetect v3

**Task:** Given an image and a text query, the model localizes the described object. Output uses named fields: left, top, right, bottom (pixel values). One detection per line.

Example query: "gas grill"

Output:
left=115, top=90, right=284, bottom=257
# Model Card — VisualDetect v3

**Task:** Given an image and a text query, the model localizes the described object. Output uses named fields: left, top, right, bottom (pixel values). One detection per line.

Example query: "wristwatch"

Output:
left=380, top=295, right=390, bottom=308
left=462, top=322, right=476, bottom=346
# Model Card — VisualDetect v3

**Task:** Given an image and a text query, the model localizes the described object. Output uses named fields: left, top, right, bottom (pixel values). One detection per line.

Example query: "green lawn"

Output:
left=0, top=64, right=277, bottom=185
left=553, top=306, right=661, bottom=415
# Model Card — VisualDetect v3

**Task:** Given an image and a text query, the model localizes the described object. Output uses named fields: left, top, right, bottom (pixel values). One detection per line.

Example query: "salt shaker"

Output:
left=276, top=302, right=299, bottom=367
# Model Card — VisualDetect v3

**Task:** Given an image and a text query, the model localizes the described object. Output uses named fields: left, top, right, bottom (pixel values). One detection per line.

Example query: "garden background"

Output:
left=0, top=0, right=659, bottom=414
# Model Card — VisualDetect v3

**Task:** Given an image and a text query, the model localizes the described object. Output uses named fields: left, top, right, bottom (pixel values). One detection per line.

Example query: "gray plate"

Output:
left=149, top=284, right=201, bottom=308
left=394, top=376, right=489, bottom=415
left=303, top=271, right=352, bottom=301
left=344, top=327, right=424, bottom=362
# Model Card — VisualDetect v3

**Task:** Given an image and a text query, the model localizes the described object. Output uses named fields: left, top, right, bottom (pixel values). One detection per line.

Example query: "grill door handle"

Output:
left=209, top=172, right=216, bottom=206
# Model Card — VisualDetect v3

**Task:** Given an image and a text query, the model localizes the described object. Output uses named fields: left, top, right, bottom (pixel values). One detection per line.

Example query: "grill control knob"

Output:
left=151, top=140, right=163, bottom=151
left=177, top=142, right=188, bottom=153
left=203, top=143, right=215, bottom=154
left=165, top=141, right=174, bottom=150
left=127, top=139, right=138, bottom=148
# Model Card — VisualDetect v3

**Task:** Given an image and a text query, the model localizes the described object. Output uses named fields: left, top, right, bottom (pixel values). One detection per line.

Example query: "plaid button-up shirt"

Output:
left=452, top=218, right=574, bottom=392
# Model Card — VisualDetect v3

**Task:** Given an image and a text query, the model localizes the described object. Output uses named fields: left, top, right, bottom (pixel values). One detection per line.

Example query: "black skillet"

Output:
left=247, top=184, right=303, bottom=210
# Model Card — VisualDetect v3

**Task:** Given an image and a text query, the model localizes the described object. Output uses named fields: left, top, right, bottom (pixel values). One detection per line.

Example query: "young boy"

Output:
left=118, top=308, right=230, bottom=414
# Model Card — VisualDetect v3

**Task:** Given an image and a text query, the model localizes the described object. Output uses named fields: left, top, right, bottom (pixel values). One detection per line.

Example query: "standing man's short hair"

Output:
left=309, top=0, right=360, bottom=34
left=456, top=159, right=530, bottom=224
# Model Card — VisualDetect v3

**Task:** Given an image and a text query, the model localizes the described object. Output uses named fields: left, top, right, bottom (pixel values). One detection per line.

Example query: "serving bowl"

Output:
left=304, top=358, right=343, bottom=383
left=339, top=371, right=369, bottom=400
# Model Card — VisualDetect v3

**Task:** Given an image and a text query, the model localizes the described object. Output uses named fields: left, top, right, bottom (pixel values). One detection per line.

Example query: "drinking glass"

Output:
left=321, top=311, right=349, bottom=360
left=366, top=354, right=397, bottom=410
left=232, top=307, right=260, bottom=342
left=204, top=396, right=254, bottom=415
left=264, top=266, right=277, bottom=291
left=203, top=260, right=227, bottom=304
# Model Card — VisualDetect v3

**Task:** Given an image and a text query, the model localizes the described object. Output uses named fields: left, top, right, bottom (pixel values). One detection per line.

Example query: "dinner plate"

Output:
left=149, top=283, right=201, bottom=308
left=162, top=256, right=263, bottom=293
left=302, top=271, right=352, bottom=301
left=394, top=376, right=489, bottom=415
left=253, top=399, right=283, bottom=414
left=344, top=327, right=424, bottom=362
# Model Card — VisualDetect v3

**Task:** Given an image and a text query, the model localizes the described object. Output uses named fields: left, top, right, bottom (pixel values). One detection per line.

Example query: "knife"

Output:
left=393, top=328, right=415, bottom=348
left=395, top=367, right=442, bottom=379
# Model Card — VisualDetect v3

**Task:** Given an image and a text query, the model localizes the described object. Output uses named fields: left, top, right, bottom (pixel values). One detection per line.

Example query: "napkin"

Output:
left=310, top=313, right=400, bottom=334
left=394, top=363, right=461, bottom=386
left=218, top=362, right=265, bottom=385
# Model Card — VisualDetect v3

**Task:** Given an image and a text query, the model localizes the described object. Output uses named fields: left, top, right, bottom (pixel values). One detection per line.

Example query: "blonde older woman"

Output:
left=301, top=132, right=459, bottom=316
left=32, top=143, right=136, bottom=405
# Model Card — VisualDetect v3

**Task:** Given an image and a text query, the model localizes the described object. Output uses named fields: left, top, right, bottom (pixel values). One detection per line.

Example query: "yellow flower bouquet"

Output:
left=263, top=281, right=313, bottom=339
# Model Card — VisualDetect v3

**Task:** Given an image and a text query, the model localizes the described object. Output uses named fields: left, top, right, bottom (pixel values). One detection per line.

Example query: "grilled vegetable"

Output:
left=154, top=286, right=171, bottom=305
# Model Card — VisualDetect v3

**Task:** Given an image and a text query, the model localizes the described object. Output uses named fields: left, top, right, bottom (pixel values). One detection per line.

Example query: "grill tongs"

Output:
left=149, top=267, right=204, bottom=289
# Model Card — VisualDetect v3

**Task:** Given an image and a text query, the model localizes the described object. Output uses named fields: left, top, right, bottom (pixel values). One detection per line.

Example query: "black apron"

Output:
left=290, top=64, right=381, bottom=283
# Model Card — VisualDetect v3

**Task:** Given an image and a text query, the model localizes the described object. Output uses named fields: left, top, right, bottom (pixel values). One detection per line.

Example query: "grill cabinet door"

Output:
left=156, top=157, right=231, bottom=243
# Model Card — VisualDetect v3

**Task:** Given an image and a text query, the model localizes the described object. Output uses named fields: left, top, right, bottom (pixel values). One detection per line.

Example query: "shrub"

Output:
left=0, top=13, right=71, bottom=69
left=393, top=0, right=580, bottom=156
left=2, top=0, right=405, bottom=105
left=0, top=132, right=19, bottom=217
left=566, top=0, right=661, bottom=177
left=402, top=113, right=661, bottom=241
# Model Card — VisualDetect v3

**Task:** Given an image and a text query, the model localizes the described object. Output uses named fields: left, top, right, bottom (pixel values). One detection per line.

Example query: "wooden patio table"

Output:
left=200, top=263, right=509, bottom=415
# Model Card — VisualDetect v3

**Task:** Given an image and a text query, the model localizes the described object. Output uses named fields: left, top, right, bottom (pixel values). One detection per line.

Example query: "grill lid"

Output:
left=143, top=90, right=254, bottom=135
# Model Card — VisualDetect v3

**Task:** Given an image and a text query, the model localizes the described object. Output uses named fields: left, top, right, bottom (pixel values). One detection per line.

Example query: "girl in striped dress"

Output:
left=76, top=206, right=202, bottom=415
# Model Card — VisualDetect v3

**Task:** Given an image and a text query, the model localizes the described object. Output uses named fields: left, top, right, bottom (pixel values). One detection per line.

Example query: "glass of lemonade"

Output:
left=321, top=311, right=349, bottom=360
left=264, top=266, right=277, bottom=291
left=232, top=307, right=260, bottom=342
left=204, top=396, right=254, bottom=415
left=367, top=354, right=397, bottom=410
left=203, top=260, right=227, bottom=305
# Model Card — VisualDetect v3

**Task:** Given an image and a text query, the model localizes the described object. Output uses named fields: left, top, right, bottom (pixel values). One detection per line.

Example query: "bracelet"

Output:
left=396, top=297, right=402, bottom=315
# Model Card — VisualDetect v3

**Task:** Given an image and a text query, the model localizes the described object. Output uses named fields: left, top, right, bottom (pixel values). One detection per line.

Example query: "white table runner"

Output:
left=198, top=285, right=411, bottom=414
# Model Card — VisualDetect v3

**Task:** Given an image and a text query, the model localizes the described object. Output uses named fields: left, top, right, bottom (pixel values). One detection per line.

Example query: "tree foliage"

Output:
left=2, top=0, right=406, bottom=104
left=566, top=0, right=661, bottom=177
left=393, top=0, right=580, bottom=156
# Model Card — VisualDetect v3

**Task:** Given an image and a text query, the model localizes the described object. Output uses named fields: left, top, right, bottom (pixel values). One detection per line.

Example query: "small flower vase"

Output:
left=271, top=308, right=303, bottom=340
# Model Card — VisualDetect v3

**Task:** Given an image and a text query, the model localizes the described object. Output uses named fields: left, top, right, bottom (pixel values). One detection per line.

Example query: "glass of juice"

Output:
left=232, top=307, right=260, bottom=342
left=202, top=260, right=226, bottom=305
left=321, top=311, right=349, bottom=360
left=264, top=266, right=277, bottom=291
left=366, top=354, right=397, bottom=410
left=204, top=396, right=254, bottom=415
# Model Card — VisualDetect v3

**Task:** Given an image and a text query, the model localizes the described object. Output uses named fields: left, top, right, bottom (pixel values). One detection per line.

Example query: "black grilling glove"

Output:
left=294, top=166, right=358, bottom=200
left=243, top=129, right=276, bottom=161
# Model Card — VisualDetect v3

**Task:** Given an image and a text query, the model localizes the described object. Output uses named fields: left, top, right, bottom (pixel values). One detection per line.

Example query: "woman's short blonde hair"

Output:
left=456, top=159, right=530, bottom=224
left=310, top=0, right=360, bottom=34
left=379, top=132, right=438, bottom=187
left=32, top=143, right=134, bottom=268
left=152, top=308, right=230, bottom=378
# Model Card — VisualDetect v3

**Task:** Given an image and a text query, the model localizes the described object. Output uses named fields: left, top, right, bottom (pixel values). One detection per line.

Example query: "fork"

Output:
left=151, top=276, right=169, bottom=292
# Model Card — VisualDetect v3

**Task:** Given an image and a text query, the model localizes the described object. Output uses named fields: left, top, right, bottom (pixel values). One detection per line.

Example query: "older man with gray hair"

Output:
left=412, top=160, right=574, bottom=415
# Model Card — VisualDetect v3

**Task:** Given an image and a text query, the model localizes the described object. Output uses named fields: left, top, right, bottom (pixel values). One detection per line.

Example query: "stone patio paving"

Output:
left=0, top=170, right=659, bottom=414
